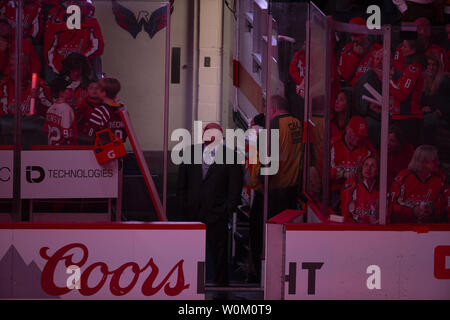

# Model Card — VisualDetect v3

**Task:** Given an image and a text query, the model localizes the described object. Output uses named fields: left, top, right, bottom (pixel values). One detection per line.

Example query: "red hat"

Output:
left=349, top=17, right=366, bottom=26
left=347, top=116, right=368, bottom=137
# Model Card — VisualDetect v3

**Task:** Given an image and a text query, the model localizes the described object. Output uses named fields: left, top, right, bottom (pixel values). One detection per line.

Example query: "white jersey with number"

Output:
left=44, top=102, right=77, bottom=145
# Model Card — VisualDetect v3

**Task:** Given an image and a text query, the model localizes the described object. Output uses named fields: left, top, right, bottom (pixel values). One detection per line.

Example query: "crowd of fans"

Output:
left=0, top=0, right=126, bottom=147
left=287, top=12, right=450, bottom=224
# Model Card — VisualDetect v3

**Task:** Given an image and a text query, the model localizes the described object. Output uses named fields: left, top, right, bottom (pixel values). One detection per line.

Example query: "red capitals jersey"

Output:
left=389, top=169, right=448, bottom=223
left=0, top=38, right=42, bottom=77
left=338, top=42, right=382, bottom=86
left=75, top=96, right=102, bottom=126
left=393, top=43, right=446, bottom=73
left=289, top=50, right=306, bottom=86
left=80, top=102, right=128, bottom=145
left=330, top=135, right=376, bottom=191
left=44, top=102, right=77, bottom=145
left=340, top=179, right=379, bottom=224
left=75, top=96, right=102, bottom=144
left=389, top=62, right=424, bottom=119
left=0, top=76, right=52, bottom=117
left=44, top=6, right=104, bottom=73
left=4, top=1, right=43, bottom=41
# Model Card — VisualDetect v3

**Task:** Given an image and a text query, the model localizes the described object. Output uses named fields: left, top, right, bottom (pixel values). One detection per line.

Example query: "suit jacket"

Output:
left=177, top=144, right=244, bottom=226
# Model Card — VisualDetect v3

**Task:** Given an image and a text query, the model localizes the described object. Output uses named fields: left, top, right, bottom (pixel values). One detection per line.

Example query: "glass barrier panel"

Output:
left=1, top=1, right=171, bottom=221
left=304, top=3, right=328, bottom=206
left=330, top=20, right=386, bottom=225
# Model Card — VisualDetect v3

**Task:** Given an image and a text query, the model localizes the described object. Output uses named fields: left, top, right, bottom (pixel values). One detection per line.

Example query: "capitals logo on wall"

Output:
left=112, top=0, right=174, bottom=39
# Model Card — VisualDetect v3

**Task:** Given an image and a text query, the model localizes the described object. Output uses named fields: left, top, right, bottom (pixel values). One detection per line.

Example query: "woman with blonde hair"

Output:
left=389, top=145, right=448, bottom=223
left=421, top=53, right=450, bottom=144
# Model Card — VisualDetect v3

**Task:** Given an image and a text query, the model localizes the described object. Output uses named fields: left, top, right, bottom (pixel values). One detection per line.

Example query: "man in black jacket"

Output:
left=177, top=123, right=243, bottom=286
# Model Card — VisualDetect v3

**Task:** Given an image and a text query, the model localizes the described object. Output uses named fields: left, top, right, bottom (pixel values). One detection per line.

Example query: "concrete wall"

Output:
left=94, top=0, right=194, bottom=151
left=197, top=0, right=223, bottom=125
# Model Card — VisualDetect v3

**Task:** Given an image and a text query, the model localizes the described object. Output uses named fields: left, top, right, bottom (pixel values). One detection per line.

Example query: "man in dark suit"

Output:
left=177, top=123, right=243, bottom=286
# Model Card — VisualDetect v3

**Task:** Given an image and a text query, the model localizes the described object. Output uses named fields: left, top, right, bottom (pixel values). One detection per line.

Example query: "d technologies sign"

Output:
left=21, top=150, right=118, bottom=199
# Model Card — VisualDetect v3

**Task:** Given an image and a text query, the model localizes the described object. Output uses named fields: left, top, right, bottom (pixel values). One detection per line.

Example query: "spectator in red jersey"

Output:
left=0, top=51, right=52, bottom=117
left=289, top=48, right=306, bottom=96
left=387, top=125, right=414, bottom=187
left=390, top=38, right=426, bottom=147
left=287, top=44, right=307, bottom=120
left=389, top=145, right=448, bottom=223
left=340, top=155, right=380, bottom=224
left=421, top=53, right=450, bottom=144
left=75, top=80, right=102, bottom=145
left=338, top=17, right=382, bottom=87
left=44, top=0, right=103, bottom=77
left=3, top=0, right=43, bottom=42
left=80, top=77, right=127, bottom=145
left=330, top=116, right=376, bottom=210
left=393, top=18, right=446, bottom=75
left=330, top=89, right=352, bottom=140
left=0, top=19, right=41, bottom=78
left=44, top=80, right=77, bottom=146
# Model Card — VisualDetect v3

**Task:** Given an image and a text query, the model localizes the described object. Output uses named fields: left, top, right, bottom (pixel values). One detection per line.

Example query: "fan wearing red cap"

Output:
left=330, top=116, right=377, bottom=197
left=338, top=17, right=383, bottom=86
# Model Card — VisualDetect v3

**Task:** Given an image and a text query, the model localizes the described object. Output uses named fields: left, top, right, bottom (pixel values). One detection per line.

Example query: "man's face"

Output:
left=373, top=49, right=383, bottom=69
left=401, top=40, right=415, bottom=57
left=388, top=133, right=400, bottom=152
left=269, top=103, right=277, bottom=120
left=351, top=33, right=367, bottom=46
left=362, top=158, right=378, bottom=180
left=415, top=18, right=431, bottom=42
left=426, top=58, right=438, bottom=77
left=334, top=92, right=347, bottom=113
left=346, top=127, right=363, bottom=148
left=202, top=125, right=223, bottom=146
left=87, top=82, right=100, bottom=99
left=70, top=69, right=82, bottom=81
left=62, top=88, right=74, bottom=101
left=421, top=158, right=439, bottom=175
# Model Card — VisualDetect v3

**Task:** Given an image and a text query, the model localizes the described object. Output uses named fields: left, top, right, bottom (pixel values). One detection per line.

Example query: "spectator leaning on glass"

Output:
left=389, top=145, right=449, bottom=223
left=340, top=155, right=380, bottom=224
